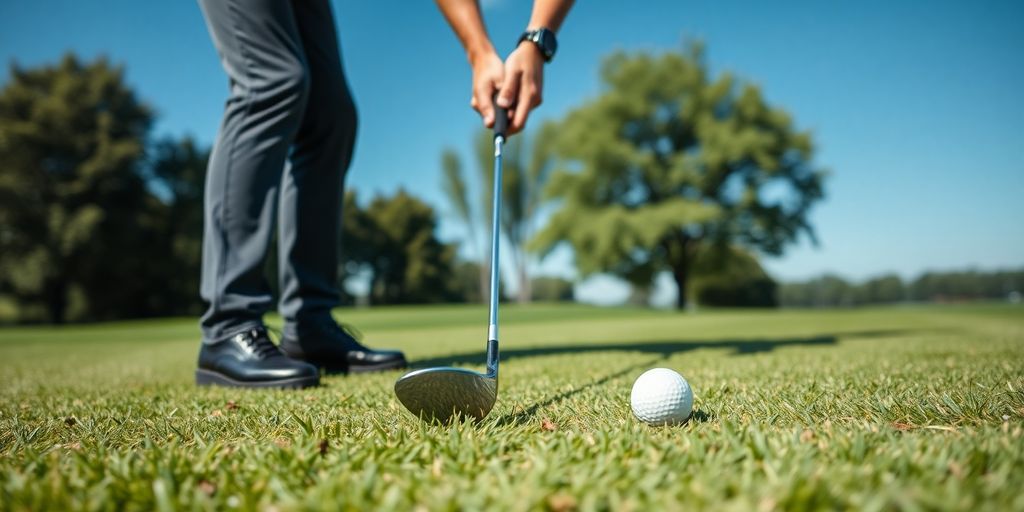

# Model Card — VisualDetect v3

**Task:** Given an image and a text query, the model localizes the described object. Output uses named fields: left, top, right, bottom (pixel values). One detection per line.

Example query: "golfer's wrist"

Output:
left=515, top=40, right=544, bottom=61
left=467, top=41, right=497, bottom=67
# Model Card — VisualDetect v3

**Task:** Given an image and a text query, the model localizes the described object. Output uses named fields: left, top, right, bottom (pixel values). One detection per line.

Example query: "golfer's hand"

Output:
left=496, top=42, right=545, bottom=135
left=471, top=51, right=505, bottom=128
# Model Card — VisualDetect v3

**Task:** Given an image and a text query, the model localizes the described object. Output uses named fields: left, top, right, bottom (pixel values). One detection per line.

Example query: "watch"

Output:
left=518, top=28, right=558, bottom=63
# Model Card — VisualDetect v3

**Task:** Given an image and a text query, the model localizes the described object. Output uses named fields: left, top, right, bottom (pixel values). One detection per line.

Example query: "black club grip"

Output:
left=492, top=95, right=509, bottom=139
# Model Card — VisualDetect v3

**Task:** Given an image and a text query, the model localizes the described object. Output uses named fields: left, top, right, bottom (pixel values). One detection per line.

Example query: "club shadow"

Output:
left=493, top=356, right=664, bottom=427
left=477, top=329, right=919, bottom=427
left=493, top=360, right=717, bottom=427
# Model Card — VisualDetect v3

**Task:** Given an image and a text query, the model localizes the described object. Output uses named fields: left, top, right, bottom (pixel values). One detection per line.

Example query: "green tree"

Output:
left=690, top=245, right=777, bottom=308
left=909, top=269, right=1024, bottom=302
left=530, top=276, right=575, bottom=302
left=857, top=274, right=905, bottom=304
left=337, top=190, right=375, bottom=305
left=452, top=260, right=484, bottom=304
left=146, top=136, right=209, bottom=315
left=0, top=55, right=155, bottom=323
left=451, top=260, right=511, bottom=303
left=779, top=274, right=856, bottom=308
left=440, top=148, right=486, bottom=302
left=781, top=268, right=1024, bottom=307
left=530, top=44, right=826, bottom=309
left=342, top=189, right=460, bottom=305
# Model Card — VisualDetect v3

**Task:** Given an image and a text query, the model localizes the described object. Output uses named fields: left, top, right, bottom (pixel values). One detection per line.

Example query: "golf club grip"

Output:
left=493, top=98, right=509, bottom=139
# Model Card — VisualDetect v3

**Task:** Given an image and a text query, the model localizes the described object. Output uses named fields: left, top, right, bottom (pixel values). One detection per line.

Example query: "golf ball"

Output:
left=630, top=368, right=693, bottom=426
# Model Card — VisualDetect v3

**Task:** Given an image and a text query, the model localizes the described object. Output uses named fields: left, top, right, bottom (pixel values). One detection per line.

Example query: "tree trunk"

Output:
left=671, top=265, right=689, bottom=310
left=667, top=234, right=695, bottom=310
left=45, top=279, right=68, bottom=324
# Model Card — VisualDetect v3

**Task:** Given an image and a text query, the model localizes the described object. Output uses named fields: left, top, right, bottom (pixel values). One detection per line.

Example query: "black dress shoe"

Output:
left=196, top=326, right=320, bottom=388
left=280, top=318, right=407, bottom=374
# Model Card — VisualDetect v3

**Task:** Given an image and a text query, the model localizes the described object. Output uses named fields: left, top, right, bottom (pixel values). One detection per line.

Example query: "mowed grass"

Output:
left=1, top=304, right=1023, bottom=511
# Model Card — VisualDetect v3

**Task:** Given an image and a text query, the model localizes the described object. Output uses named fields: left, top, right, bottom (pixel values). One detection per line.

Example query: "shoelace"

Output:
left=240, top=327, right=282, bottom=359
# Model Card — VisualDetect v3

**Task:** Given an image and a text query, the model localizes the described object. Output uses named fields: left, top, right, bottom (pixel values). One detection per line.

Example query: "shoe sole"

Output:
left=195, top=369, right=320, bottom=389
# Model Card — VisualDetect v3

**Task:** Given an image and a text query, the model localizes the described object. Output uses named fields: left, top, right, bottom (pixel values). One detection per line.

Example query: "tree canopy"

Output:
left=530, top=44, right=826, bottom=308
left=0, top=55, right=476, bottom=324
left=0, top=55, right=157, bottom=322
left=690, top=245, right=777, bottom=308
left=342, top=189, right=461, bottom=305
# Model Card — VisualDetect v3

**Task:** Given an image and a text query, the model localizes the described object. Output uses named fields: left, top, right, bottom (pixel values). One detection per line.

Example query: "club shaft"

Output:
left=486, top=136, right=504, bottom=370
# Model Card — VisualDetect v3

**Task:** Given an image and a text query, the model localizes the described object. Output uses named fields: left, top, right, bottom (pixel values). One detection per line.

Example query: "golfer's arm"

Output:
left=435, top=0, right=496, bottom=63
left=526, top=0, right=574, bottom=32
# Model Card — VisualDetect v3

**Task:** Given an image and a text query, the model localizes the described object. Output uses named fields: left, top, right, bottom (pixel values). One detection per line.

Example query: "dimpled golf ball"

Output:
left=630, top=368, right=693, bottom=426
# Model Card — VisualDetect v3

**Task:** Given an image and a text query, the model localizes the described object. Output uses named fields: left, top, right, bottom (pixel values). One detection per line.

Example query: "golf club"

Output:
left=394, top=101, right=509, bottom=423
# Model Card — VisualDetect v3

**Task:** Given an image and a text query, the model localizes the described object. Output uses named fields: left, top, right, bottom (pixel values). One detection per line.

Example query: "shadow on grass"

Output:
left=411, top=331, right=922, bottom=369
left=495, top=356, right=663, bottom=426
left=411, top=329, right=919, bottom=369
left=494, top=355, right=718, bottom=427
left=446, top=330, right=911, bottom=427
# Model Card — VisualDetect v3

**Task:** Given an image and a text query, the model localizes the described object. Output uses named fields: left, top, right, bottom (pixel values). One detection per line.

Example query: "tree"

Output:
left=857, top=274, right=905, bottom=304
left=440, top=148, right=487, bottom=302
left=778, top=274, right=856, bottom=308
left=690, top=245, right=777, bottom=308
left=530, top=276, right=575, bottom=302
left=146, top=136, right=209, bottom=315
left=530, top=44, right=826, bottom=309
left=780, top=268, right=1024, bottom=307
left=451, top=260, right=511, bottom=303
left=341, top=189, right=460, bottom=305
left=452, top=260, right=484, bottom=303
left=909, top=268, right=1024, bottom=302
left=0, top=55, right=155, bottom=323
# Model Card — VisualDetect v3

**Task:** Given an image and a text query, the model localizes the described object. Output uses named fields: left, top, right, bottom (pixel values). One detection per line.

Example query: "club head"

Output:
left=394, top=366, right=497, bottom=424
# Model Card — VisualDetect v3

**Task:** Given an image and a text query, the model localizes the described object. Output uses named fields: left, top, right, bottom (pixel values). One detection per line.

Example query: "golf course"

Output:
left=1, top=303, right=1022, bottom=510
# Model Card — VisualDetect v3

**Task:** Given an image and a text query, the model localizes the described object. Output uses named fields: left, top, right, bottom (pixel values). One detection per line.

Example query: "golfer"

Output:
left=194, top=0, right=574, bottom=388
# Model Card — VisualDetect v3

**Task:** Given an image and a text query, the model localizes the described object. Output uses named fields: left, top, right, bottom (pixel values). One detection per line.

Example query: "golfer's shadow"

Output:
left=413, top=331, right=900, bottom=427
left=410, top=333, right=856, bottom=370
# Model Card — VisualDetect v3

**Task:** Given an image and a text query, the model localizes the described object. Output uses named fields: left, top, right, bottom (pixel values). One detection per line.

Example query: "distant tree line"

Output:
left=778, top=269, right=1024, bottom=308
left=0, top=45, right=827, bottom=322
left=6, top=52, right=1013, bottom=324
left=0, top=55, right=579, bottom=324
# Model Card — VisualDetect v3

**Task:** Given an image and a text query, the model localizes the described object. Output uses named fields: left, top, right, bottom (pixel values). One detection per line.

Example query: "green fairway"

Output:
left=1, top=304, right=1023, bottom=510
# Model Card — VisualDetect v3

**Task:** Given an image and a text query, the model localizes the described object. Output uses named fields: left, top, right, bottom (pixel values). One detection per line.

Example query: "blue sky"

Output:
left=2, top=0, right=1022, bottom=305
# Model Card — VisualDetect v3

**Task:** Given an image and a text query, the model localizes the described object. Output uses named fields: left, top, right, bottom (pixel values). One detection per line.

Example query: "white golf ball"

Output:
left=630, top=368, right=693, bottom=426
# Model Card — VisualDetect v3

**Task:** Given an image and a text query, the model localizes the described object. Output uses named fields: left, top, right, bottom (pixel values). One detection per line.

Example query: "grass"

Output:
left=1, top=303, right=1023, bottom=511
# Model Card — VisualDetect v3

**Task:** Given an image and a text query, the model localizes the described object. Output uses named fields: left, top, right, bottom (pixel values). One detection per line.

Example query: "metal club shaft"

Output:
left=486, top=135, right=504, bottom=374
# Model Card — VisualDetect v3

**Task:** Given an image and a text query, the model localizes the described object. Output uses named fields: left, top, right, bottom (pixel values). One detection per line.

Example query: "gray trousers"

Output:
left=197, top=0, right=356, bottom=342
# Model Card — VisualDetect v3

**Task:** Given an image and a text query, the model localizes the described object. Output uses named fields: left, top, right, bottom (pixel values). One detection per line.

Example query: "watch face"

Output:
left=541, top=30, right=557, bottom=57
left=522, top=29, right=557, bottom=62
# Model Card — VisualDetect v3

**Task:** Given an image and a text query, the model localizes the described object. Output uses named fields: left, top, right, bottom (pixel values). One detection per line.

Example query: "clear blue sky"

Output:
left=2, top=0, right=1022, bottom=305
